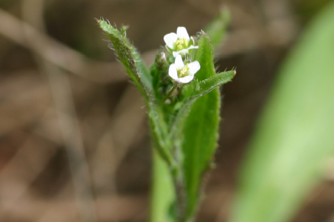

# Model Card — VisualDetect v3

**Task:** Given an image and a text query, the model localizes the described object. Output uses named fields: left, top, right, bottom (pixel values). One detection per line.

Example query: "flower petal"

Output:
left=174, top=55, right=185, bottom=69
left=172, top=51, right=180, bottom=57
left=168, top=64, right=178, bottom=80
left=188, top=61, right=201, bottom=75
left=176, top=27, right=190, bottom=40
left=178, top=74, right=195, bottom=83
left=188, top=45, right=199, bottom=50
left=173, top=49, right=188, bottom=57
left=173, top=46, right=199, bottom=57
left=164, top=33, right=178, bottom=49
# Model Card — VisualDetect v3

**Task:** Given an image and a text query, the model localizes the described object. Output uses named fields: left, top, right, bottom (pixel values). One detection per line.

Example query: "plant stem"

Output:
left=173, top=174, right=187, bottom=221
left=150, top=150, right=175, bottom=221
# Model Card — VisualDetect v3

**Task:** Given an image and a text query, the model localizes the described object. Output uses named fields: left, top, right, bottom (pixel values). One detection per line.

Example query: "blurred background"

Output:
left=0, top=0, right=333, bottom=221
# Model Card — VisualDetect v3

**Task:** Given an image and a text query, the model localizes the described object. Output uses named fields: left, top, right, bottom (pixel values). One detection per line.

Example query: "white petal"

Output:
left=173, top=49, right=188, bottom=57
left=178, top=74, right=195, bottom=84
left=168, top=64, right=178, bottom=80
left=173, top=46, right=198, bottom=57
left=172, top=51, right=180, bottom=57
left=174, top=55, right=184, bottom=69
left=188, top=45, right=199, bottom=50
left=163, top=33, right=177, bottom=49
left=176, top=27, right=190, bottom=40
left=188, top=61, right=201, bottom=75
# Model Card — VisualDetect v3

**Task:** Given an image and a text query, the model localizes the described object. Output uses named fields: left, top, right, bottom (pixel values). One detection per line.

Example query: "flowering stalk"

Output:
left=98, top=15, right=235, bottom=221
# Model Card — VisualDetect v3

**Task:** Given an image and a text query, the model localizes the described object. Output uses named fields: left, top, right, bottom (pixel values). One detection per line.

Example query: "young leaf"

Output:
left=182, top=70, right=236, bottom=102
left=169, top=70, right=235, bottom=146
left=98, top=19, right=153, bottom=99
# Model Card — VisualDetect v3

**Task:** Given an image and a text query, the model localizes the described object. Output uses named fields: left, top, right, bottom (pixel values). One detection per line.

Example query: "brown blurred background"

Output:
left=0, top=0, right=332, bottom=221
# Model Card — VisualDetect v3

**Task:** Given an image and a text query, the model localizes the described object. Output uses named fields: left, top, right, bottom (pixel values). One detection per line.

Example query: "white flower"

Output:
left=168, top=55, right=200, bottom=84
left=163, top=26, right=198, bottom=57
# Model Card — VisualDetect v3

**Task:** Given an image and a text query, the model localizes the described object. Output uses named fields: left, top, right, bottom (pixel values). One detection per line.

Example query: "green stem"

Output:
left=150, top=150, right=175, bottom=221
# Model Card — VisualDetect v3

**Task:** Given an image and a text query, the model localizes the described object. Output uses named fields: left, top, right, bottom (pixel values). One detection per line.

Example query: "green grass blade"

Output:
left=232, top=5, right=333, bottom=221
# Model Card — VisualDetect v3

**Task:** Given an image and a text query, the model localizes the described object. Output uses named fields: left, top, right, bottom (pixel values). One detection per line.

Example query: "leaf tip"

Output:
left=97, top=18, right=110, bottom=31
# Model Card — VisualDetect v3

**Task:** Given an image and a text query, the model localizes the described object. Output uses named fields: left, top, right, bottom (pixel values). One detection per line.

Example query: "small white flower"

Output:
left=163, top=26, right=198, bottom=57
left=168, top=55, right=200, bottom=84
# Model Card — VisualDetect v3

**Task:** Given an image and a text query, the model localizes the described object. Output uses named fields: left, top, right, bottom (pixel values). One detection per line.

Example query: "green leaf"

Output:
left=169, top=71, right=235, bottom=143
left=98, top=19, right=153, bottom=99
left=180, top=35, right=222, bottom=219
left=182, top=70, right=236, bottom=102
left=232, top=5, right=333, bottom=221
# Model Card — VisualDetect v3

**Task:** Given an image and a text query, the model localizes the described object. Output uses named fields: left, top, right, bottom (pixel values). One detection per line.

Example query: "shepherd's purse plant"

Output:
left=98, top=12, right=235, bottom=221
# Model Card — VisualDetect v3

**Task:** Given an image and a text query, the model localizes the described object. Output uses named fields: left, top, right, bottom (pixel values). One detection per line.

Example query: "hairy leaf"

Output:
left=183, top=70, right=235, bottom=102
left=180, top=35, right=221, bottom=219
left=98, top=19, right=153, bottom=99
